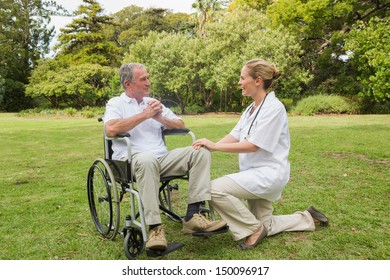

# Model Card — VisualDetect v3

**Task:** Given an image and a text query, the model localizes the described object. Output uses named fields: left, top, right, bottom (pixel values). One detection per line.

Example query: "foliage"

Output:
left=26, top=61, right=119, bottom=108
left=125, top=32, right=202, bottom=114
left=170, top=104, right=207, bottom=115
left=266, top=0, right=389, bottom=105
left=228, top=0, right=272, bottom=11
left=17, top=106, right=105, bottom=118
left=291, top=95, right=358, bottom=116
left=279, top=98, right=294, bottom=112
left=0, top=0, right=66, bottom=111
left=54, top=0, right=121, bottom=67
left=2, top=1, right=389, bottom=113
left=267, top=0, right=389, bottom=53
left=26, top=0, right=122, bottom=108
left=192, top=0, right=228, bottom=37
left=345, top=17, right=390, bottom=104
left=206, top=9, right=310, bottom=105
left=125, top=9, right=310, bottom=112
left=105, top=5, right=195, bottom=53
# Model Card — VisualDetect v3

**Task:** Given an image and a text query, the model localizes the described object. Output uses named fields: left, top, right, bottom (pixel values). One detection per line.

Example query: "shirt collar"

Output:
left=120, top=92, right=146, bottom=105
left=267, top=91, right=275, bottom=98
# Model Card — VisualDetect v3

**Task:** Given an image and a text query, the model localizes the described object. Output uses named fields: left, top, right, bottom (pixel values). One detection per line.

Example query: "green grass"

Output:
left=0, top=113, right=389, bottom=260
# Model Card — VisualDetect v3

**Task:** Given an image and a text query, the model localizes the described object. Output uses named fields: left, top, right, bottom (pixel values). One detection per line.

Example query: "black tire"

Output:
left=87, top=158, right=120, bottom=240
left=124, top=227, right=144, bottom=259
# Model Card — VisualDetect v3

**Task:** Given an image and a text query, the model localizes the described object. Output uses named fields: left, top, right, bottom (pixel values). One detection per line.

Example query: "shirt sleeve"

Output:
left=247, top=105, right=287, bottom=153
left=103, top=97, right=122, bottom=123
left=162, top=105, right=182, bottom=120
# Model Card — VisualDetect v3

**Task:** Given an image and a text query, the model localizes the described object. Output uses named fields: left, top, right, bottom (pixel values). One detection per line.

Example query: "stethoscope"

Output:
left=244, top=93, right=268, bottom=137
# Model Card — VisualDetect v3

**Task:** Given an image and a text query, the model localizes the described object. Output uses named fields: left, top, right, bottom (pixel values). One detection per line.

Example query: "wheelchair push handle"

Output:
left=98, top=117, right=130, bottom=138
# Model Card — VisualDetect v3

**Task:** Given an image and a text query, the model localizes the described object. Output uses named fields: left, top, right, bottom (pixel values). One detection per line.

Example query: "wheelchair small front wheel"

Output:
left=87, top=158, right=120, bottom=240
left=124, top=227, right=144, bottom=259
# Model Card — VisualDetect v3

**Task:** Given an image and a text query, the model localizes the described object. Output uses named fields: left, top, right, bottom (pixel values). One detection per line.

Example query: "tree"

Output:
left=54, top=0, right=121, bottom=67
left=202, top=9, right=310, bottom=109
left=26, top=60, right=118, bottom=108
left=228, top=0, right=272, bottom=11
left=124, top=9, right=309, bottom=113
left=105, top=6, right=194, bottom=53
left=0, top=0, right=66, bottom=111
left=192, top=0, right=228, bottom=37
left=27, top=0, right=121, bottom=108
left=345, top=17, right=390, bottom=111
left=266, top=0, right=389, bottom=102
left=125, top=32, right=202, bottom=114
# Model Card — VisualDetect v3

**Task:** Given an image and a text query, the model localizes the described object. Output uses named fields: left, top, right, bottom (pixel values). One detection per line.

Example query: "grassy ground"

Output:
left=0, top=113, right=389, bottom=260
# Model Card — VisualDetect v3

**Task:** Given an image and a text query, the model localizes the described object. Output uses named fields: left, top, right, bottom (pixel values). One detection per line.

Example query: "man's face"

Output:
left=126, top=67, right=151, bottom=100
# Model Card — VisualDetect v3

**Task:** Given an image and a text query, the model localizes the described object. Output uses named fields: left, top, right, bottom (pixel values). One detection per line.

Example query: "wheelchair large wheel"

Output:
left=87, top=158, right=120, bottom=240
left=124, top=227, right=144, bottom=259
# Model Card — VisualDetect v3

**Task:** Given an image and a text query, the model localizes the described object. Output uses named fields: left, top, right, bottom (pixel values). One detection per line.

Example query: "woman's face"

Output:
left=239, top=66, right=257, bottom=97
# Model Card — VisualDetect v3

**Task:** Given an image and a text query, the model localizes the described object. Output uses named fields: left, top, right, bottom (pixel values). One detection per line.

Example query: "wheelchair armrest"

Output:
left=104, top=134, right=131, bottom=162
left=115, top=133, right=130, bottom=138
left=162, top=128, right=190, bottom=135
left=105, top=133, right=130, bottom=140
left=162, top=128, right=196, bottom=143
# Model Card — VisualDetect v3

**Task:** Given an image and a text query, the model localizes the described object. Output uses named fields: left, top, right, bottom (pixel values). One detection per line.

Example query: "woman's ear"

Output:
left=255, top=77, right=263, bottom=87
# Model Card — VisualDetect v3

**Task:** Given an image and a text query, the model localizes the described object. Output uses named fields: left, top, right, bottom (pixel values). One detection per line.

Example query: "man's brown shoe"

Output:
left=182, top=213, right=227, bottom=234
left=307, top=205, right=329, bottom=227
left=146, top=225, right=168, bottom=251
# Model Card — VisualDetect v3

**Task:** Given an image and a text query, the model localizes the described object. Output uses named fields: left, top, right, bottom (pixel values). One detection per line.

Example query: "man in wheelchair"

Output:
left=103, top=63, right=227, bottom=251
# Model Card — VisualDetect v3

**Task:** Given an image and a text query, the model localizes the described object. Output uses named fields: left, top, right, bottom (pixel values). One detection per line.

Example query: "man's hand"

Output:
left=143, top=99, right=163, bottom=119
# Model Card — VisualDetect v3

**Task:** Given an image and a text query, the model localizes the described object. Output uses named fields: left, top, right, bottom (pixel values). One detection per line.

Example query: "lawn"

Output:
left=0, top=113, right=389, bottom=260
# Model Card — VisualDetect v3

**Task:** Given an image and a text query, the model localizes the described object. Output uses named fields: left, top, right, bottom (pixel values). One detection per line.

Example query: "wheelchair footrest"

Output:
left=146, top=242, right=184, bottom=258
left=192, top=225, right=229, bottom=237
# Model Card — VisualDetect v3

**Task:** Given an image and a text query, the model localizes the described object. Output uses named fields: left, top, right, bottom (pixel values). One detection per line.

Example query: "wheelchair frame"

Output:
left=86, top=118, right=216, bottom=259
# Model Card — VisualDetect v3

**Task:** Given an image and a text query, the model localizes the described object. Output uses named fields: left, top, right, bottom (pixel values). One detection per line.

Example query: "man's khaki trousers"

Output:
left=131, top=147, right=211, bottom=225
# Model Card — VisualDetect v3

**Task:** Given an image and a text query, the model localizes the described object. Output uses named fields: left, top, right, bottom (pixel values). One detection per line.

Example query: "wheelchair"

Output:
left=87, top=118, right=226, bottom=259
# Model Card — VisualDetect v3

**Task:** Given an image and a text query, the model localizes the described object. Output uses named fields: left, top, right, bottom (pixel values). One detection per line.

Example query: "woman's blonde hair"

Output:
left=244, top=59, right=281, bottom=90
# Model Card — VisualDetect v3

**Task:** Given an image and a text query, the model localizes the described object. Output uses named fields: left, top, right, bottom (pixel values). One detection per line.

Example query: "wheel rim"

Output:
left=124, top=228, right=144, bottom=259
left=87, top=158, right=120, bottom=240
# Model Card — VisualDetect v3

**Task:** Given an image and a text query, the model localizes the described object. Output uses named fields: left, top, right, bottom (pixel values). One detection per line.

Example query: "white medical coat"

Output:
left=227, top=91, right=290, bottom=201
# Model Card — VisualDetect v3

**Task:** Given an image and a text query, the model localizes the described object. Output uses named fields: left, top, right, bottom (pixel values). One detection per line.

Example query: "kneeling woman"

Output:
left=192, top=58, right=328, bottom=249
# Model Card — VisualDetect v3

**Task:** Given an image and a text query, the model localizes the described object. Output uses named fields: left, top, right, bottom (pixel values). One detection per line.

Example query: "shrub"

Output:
left=279, top=98, right=294, bottom=112
left=169, top=104, right=206, bottom=115
left=17, top=106, right=106, bottom=118
left=81, top=106, right=105, bottom=118
left=81, top=110, right=96, bottom=118
left=65, top=107, right=77, bottom=116
left=291, top=95, right=357, bottom=116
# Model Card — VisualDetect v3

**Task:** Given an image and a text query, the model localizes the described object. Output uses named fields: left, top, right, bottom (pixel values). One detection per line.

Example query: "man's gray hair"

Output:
left=119, top=63, right=146, bottom=90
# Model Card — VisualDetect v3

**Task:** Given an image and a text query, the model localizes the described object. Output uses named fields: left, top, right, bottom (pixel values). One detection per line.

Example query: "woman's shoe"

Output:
left=307, top=205, right=329, bottom=227
left=237, top=225, right=268, bottom=250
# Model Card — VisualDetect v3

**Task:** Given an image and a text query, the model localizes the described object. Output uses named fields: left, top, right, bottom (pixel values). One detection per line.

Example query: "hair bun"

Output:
left=273, top=70, right=281, bottom=80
